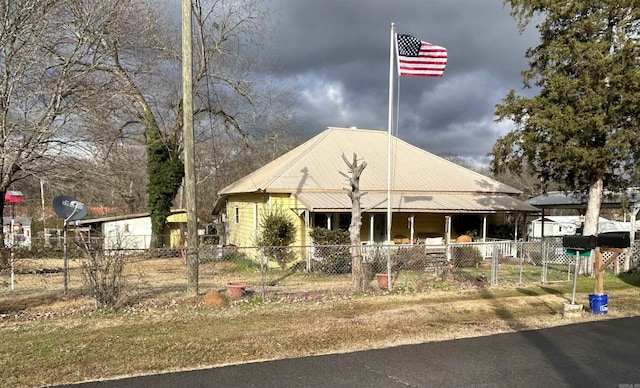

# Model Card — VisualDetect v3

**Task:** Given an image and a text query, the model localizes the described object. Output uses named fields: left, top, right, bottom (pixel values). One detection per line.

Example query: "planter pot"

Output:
left=226, top=282, right=246, bottom=297
left=376, top=273, right=389, bottom=289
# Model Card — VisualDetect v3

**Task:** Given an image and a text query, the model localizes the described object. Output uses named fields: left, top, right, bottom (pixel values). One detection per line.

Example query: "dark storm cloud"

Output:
left=261, top=0, right=540, bottom=162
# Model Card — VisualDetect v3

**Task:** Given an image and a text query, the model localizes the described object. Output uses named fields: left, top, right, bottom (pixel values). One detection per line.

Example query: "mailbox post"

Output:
left=562, top=235, right=595, bottom=306
left=594, top=232, right=630, bottom=295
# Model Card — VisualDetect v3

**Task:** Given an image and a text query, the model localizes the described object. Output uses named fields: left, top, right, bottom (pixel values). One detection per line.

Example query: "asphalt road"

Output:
left=62, top=316, right=640, bottom=388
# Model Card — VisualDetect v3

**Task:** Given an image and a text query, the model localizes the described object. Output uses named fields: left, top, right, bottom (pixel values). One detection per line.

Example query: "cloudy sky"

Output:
left=258, top=0, right=540, bottom=166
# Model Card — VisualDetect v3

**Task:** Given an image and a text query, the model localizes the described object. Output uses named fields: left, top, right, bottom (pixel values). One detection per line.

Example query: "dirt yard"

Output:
left=1, top=256, right=640, bottom=387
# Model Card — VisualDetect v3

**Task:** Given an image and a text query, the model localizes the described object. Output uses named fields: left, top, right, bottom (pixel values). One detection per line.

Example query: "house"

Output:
left=2, top=216, right=31, bottom=248
left=526, top=189, right=640, bottom=240
left=77, top=209, right=200, bottom=250
left=213, top=127, right=538, bottom=247
left=529, top=215, right=633, bottom=238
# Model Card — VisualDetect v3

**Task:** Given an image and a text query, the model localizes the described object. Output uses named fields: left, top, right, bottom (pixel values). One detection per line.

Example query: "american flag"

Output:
left=397, top=34, right=447, bottom=77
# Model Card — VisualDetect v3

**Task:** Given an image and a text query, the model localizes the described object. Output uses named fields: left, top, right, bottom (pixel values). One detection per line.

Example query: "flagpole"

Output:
left=387, top=23, right=395, bottom=246
left=386, top=23, right=395, bottom=290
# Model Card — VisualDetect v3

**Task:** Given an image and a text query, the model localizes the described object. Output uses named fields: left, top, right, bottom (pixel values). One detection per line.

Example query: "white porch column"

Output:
left=482, top=215, right=487, bottom=242
left=369, top=214, right=375, bottom=244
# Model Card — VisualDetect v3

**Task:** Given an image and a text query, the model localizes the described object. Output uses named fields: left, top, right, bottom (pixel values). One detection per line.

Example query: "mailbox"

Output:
left=562, top=235, right=596, bottom=251
left=597, top=232, right=631, bottom=249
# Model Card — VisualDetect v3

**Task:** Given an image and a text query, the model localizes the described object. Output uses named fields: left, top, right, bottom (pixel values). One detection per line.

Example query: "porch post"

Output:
left=445, top=215, right=452, bottom=261
left=482, top=215, right=487, bottom=242
left=369, top=214, right=374, bottom=244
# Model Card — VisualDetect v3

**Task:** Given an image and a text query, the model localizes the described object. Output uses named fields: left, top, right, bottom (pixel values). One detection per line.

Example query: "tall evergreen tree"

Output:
left=490, top=1, right=640, bottom=234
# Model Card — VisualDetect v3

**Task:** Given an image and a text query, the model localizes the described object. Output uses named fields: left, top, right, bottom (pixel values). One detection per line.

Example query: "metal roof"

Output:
left=77, top=209, right=187, bottom=226
left=526, top=189, right=640, bottom=209
left=2, top=216, right=31, bottom=226
left=217, top=127, right=536, bottom=213
left=294, top=192, right=539, bottom=213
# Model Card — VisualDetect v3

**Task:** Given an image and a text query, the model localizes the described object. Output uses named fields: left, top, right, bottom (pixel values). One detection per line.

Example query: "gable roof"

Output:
left=218, top=127, right=538, bottom=213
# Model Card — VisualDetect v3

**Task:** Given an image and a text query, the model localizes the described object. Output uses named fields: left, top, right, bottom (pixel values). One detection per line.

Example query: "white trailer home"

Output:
left=528, top=215, right=626, bottom=238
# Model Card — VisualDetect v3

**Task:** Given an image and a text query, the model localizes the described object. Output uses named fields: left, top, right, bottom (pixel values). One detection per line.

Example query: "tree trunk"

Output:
left=342, top=154, right=367, bottom=292
left=582, top=179, right=603, bottom=236
left=582, top=178, right=603, bottom=275
left=0, top=193, right=5, bottom=251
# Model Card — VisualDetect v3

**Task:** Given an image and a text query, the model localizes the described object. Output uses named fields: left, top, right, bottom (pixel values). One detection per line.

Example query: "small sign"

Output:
left=565, top=250, right=592, bottom=257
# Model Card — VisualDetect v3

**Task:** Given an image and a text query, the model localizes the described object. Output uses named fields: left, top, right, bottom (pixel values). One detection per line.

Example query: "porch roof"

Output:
left=293, top=192, right=539, bottom=213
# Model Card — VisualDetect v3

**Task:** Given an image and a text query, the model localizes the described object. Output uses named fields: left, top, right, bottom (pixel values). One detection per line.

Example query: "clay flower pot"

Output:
left=376, top=273, right=389, bottom=289
left=226, top=282, right=246, bottom=297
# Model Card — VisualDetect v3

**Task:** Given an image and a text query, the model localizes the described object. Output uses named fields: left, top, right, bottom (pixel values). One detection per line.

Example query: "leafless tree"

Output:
left=1, top=0, right=297, bottom=250
left=64, top=0, right=296, bottom=245
left=0, top=0, right=110, bottom=246
left=341, top=153, right=367, bottom=292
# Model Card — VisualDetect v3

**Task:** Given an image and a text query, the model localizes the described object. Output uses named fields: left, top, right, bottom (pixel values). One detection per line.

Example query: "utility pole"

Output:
left=182, top=0, right=198, bottom=295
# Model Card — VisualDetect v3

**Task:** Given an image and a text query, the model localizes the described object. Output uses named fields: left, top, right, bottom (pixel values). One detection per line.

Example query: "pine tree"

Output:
left=491, top=1, right=640, bottom=235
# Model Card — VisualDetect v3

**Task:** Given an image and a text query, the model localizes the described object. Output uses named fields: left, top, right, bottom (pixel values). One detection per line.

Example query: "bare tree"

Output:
left=0, top=0, right=109, bottom=246
left=64, top=0, right=294, bottom=247
left=341, top=153, right=367, bottom=292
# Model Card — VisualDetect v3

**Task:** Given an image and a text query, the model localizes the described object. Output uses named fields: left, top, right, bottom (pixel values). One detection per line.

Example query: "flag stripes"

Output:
left=397, top=34, right=447, bottom=77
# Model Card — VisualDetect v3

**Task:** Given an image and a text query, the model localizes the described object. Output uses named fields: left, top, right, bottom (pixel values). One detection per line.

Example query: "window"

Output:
left=234, top=206, right=240, bottom=224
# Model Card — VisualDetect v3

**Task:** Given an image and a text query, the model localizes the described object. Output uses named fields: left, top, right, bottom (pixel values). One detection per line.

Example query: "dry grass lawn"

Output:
left=1, top=256, right=640, bottom=388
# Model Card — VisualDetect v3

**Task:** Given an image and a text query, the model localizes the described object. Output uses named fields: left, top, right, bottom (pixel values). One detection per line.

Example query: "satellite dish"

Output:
left=52, top=195, right=88, bottom=221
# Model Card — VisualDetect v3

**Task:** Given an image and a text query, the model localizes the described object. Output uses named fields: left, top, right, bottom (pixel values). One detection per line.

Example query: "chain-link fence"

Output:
left=2, top=236, right=639, bottom=303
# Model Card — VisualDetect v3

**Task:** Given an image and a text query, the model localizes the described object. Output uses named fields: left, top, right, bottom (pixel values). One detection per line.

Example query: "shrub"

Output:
left=256, top=206, right=297, bottom=270
left=309, top=228, right=351, bottom=274
left=77, top=234, right=128, bottom=309
left=451, top=245, right=483, bottom=268
left=368, top=246, right=389, bottom=275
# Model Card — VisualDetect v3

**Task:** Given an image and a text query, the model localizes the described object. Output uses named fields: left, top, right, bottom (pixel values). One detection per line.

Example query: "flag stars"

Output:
left=397, top=34, right=422, bottom=57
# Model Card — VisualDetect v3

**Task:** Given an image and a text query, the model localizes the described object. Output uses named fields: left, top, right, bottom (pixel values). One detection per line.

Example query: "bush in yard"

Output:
left=309, top=228, right=351, bottom=274
left=76, top=233, right=129, bottom=309
left=256, top=206, right=297, bottom=270
left=368, top=246, right=388, bottom=275
left=451, top=245, right=483, bottom=268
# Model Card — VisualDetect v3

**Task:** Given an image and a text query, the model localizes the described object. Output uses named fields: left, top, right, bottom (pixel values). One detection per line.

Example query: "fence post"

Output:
left=259, top=247, right=265, bottom=300
left=518, top=241, right=524, bottom=285
left=491, top=241, right=498, bottom=285
left=541, top=239, right=548, bottom=283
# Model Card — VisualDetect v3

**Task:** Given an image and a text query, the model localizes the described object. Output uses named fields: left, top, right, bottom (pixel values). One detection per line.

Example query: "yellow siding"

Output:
left=169, top=227, right=183, bottom=248
left=226, top=194, right=307, bottom=248
left=412, top=214, right=447, bottom=238
left=226, top=195, right=502, bottom=248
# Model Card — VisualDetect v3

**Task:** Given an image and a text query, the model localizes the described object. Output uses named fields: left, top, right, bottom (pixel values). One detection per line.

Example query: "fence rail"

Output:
left=2, top=237, right=638, bottom=303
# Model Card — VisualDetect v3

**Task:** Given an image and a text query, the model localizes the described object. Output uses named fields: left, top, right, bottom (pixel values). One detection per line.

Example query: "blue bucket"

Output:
left=589, top=294, right=608, bottom=314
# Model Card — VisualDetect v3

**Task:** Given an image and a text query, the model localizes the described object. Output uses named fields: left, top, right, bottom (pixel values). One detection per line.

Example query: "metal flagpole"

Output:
left=386, top=23, right=396, bottom=290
